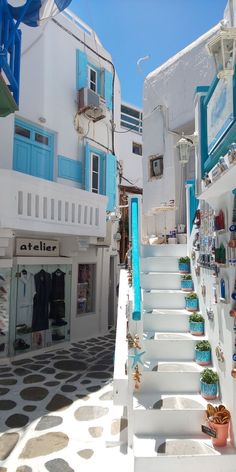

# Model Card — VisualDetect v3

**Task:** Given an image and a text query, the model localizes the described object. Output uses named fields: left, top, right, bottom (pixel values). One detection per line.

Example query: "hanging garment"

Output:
left=32, top=270, right=51, bottom=332
left=16, top=271, right=36, bottom=327
left=49, top=269, right=66, bottom=320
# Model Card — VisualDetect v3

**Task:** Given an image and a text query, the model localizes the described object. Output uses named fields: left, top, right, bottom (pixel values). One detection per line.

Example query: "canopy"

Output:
left=8, top=0, right=72, bottom=27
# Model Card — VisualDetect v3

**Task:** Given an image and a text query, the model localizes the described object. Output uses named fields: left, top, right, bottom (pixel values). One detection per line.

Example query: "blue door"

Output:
left=13, top=120, right=54, bottom=181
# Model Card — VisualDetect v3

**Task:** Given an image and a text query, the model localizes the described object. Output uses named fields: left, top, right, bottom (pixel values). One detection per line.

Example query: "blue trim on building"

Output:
left=186, top=180, right=198, bottom=233
left=76, top=50, right=88, bottom=90
left=203, top=75, right=219, bottom=107
left=195, top=86, right=210, bottom=95
left=131, top=197, right=141, bottom=321
left=58, top=156, right=82, bottom=182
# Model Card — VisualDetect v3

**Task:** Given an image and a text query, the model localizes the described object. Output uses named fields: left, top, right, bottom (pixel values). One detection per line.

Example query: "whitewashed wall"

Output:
left=142, top=26, right=219, bottom=235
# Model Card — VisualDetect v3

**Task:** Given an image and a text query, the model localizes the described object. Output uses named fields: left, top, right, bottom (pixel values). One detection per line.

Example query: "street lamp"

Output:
left=176, top=132, right=198, bottom=165
left=207, top=24, right=236, bottom=79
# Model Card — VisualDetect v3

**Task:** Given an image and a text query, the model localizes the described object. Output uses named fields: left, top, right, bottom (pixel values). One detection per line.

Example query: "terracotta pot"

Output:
left=231, top=368, right=236, bottom=378
left=230, top=309, right=236, bottom=318
left=228, top=240, right=236, bottom=248
left=208, top=420, right=229, bottom=447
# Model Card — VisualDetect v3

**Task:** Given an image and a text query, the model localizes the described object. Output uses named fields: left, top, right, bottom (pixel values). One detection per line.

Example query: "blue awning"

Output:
left=8, top=0, right=72, bottom=27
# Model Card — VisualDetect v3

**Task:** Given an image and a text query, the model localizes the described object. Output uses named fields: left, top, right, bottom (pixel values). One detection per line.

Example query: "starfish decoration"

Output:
left=128, top=348, right=146, bottom=368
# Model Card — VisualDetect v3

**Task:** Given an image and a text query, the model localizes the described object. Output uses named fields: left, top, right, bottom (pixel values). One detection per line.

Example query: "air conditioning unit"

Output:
left=77, top=88, right=106, bottom=122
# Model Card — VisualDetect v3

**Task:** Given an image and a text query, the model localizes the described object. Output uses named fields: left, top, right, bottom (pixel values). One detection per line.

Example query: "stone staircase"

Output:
left=131, top=243, right=236, bottom=472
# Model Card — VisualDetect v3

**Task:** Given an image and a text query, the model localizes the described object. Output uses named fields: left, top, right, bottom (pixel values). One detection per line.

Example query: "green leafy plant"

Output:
left=185, top=292, right=198, bottom=300
left=179, top=257, right=190, bottom=263
left=181, top=274, right=192, bottom=280
left=189, top=313, right=204, bottom=322
left=196, top=340, right=211, bottom=351
left=200, top=368, right=219, bottom=384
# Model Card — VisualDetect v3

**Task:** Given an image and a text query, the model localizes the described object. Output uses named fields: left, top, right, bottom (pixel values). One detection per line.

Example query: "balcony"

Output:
left=0, top=170, right=107, bottom=237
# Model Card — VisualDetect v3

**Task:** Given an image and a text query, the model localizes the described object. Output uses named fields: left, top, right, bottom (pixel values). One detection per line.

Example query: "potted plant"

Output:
left=206, top=403, right=231, bottom=447
left=181, top=274, right=194, bottom=292
left=178, top=256, right=190, bottom=274
left=195, top=340, right=211, bottom=366
left=189, top=313, right=204, bottom=336
left=200, top=368, right=219, bottom=400
left=185, top=292, right=199, bottom=311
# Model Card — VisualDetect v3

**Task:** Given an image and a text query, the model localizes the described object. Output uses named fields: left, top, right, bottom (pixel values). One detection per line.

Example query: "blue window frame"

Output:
left=13, top=118, right=54, bottom=181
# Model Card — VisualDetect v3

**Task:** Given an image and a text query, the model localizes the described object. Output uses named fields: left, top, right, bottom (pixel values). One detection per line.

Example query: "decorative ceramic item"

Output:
left=212, top=284, right=218, bottom=304
left=218, top=156, right=228, bottom=173
left=231, top=368, right=236, bottom=378
left=206, top=307, right=214, bottom=321
left=228, top=143, right=236, bottom=164
left=178, top=257, right=190, bottom=274
left=195, top=265, right=200, bottom=277
left=220, top=277, right=229, bottom=303
left=185, top=292, right=199, bottom=312
left=203, top=172, right=211, bottom=186
left=231, top=281, right=236, bottom=301
left=181, top=275, right=193, bottom=292
left=215, top=243, right=226, bottom=264
left=212, top=165, right=221, bottom=182
left=215, top=345, right=225, bottom=363
left=201, top=280, right=206, bottom=298
left=230, top=308, right=236, bottom=317
left=214, top=210, right=225, bottom=231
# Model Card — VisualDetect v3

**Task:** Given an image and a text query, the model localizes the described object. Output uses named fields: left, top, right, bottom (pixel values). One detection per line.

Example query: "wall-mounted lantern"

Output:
left=207, top=24, right=236, bottom=79
left=176, top=132, right=198, bottom=165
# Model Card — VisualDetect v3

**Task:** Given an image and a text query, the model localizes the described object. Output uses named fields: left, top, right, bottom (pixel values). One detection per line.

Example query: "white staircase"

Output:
left=131, top=244, right=236, bottom=472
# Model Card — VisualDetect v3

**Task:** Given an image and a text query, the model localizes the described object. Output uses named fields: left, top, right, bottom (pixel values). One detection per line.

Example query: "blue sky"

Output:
left=70, top=0, right=227, bottom=107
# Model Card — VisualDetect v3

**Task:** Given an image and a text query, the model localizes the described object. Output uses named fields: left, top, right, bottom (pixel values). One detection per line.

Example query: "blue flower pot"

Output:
left=181, top=279, right=193, bottom=292
left=179, top=262, right=190, bottom=274
left=189, top=321, right=204, bottom=336
left=195, top=349, right=211, bottom=366
left=200, top=380, right=218, bottom=400
left=185, top=298, right=199, bottom=312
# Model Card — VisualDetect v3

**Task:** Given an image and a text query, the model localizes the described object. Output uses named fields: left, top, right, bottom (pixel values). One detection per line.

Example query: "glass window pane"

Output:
left=77, top=264, right=96, bottom=314
left=93, top=155, right=99, bottom=172
left=15, top=125, right=30, bottom=139
left=90, top=69, right=96, bottom=83
left=92, top=172, right=98, bottom=190
left=35, top=133, right=49, bottom=145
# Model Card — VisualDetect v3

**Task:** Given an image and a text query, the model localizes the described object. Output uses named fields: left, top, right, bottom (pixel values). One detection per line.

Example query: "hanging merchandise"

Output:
left=214, top=210, right=225, bottom=231
left=212, top=284, right=218, bottom=304
left=127, top=333, right=141, bottom=350
left=133, top=365, right=142, bottom=390
left=228, top=193, right=236, bottom=264
left=50, top=268, right=66, bottom=324
left=16, top=269, right=36, bottom=332
left=0, top=270, right=10, bottom=356
left=32, top=269, right=51, bottom=332
left=206, top=307, right=214, bottom=321
left=215, top=344, right=225, bottom=363
left=201, top=280, right=206, bottom=299
left=129, top=348, right=145, bottom=368
left=231, top=280, right=236, bottom=301
left=215, top=243, right=226, bottom=265
left=220, top=277, right=229, bottom=303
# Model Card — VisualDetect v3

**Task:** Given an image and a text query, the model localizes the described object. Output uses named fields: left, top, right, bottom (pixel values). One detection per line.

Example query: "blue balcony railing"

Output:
left=130, top=197, right=141, bottom=321
left=0, top=0, right=21, bottom=106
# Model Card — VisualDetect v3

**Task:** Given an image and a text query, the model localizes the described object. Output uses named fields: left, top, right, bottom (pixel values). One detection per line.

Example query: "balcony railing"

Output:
left=0, top=170, right=107, bottom=237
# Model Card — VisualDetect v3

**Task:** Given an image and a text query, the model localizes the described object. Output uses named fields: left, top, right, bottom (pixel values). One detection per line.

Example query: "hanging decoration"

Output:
left=127, top=333, right=141, bottom=350
left=228, top=193, right=236, bottom=264
left=128, top=348, right=145, bottom=368
left=133, top=365, right=142, bottom=390
left=215, top=344, right=225, bottom=363
left=206, top=307, right=214, bottom=321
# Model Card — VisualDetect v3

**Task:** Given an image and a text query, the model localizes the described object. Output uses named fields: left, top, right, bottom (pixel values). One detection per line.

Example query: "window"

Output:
left=121, top=104, right=142, bottom=133
left=91, top=153, right=100, bottom=193
left=77, top=264, right=96, bottom=314
left=88, top=67, right=97, bottom=93
left=15, top=125, right=30, bottom=139
left=149, top=155, right=163, bottom=179
left=35, top=133, right=49, bottom=146
left=132, top=142, right=142, bottom=155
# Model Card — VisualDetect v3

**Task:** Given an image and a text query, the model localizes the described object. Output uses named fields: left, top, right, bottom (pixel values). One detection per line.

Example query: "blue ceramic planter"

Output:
left=189, top=321, right=204, bottom=336
left=200, top=380, right=218, bottom=400
left=181, top=279, right=193, bottom=292
left=195, top=349, right=211, bottom=366
left=186, top=298, right=199, bottom=311
left=179, top=262, right=190, bottom=274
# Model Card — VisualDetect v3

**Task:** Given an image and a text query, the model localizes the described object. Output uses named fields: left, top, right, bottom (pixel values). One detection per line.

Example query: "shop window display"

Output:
left=13, top=264, right=71, bottom=353
left=77, top=264, right=96, bottom=314
left=0, top=268, right=11, bottom=357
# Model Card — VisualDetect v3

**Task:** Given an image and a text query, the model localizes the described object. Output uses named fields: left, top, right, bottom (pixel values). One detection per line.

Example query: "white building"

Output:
left=118, top=102, right=143, bottom=262
left=0, top=8, right=121, bottom=358
left=142, top=24, right=218, bottom=239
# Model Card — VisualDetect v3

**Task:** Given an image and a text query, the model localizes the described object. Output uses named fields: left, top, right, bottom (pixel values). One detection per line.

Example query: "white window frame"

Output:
left=88, top=66, right=97, bottom=93
left=91, top=153, right=100, bottom=193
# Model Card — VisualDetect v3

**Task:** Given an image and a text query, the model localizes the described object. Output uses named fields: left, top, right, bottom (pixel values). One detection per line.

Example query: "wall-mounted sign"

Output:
left=16, top=239, right=59, bottom=257
left=207, top=76, right=234, bottom=153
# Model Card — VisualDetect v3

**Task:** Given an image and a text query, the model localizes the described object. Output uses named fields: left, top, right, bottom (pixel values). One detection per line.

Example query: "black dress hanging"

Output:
left=32, top=270, right=51, bottom=332
left=49, top=269, right=66, bottom=320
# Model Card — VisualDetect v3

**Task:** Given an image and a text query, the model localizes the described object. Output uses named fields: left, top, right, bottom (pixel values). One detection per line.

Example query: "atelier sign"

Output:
left=16, top=238, right=59, bottom=257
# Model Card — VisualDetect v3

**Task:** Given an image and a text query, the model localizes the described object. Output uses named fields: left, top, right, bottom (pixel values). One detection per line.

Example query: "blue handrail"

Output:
left=130, top=197, right=141, bottom=321
left=0, top=0, right=22, bottom=105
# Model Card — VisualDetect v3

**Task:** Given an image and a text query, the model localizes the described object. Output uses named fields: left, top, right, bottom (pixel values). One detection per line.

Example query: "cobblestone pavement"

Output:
left=0, top=331, right=129, bottom=472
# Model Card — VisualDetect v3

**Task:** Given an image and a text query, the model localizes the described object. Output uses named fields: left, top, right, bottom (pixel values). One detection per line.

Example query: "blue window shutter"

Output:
left=104, top=69, right=113, bottom=110
left=106, top=154, right=117, bottom=211
left=58, top=156, right=82, bottom=182
left=84, top=142, right=90, bottom=191
left=76, top=50, right=88, bottom=90
left=99, top=153, right=106, bottom=194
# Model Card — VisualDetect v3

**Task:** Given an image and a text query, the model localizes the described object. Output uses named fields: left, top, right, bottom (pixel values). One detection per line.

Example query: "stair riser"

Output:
left=134, top=455, right=236, bottom=472
left=144, top=314, right=190, bottom=332
left=139, top=372, right=200, bottom=394
left=141, top=244, right=187, bottom=258
left=141, top=273, right=181, bottom=290
left=0, top=248, right=6, bottom=257
left=141, top=257, right=179, bottom=273
left=133, top=410, right=204, bottom=435
left=143, top=292, right=186, bottom=309
left=144, top=340, right=196, bottom=361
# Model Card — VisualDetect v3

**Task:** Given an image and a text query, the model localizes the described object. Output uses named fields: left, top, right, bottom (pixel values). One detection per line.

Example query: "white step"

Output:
left=143, top=309, right=190, bottom=332
left=0, top=248, right=6, bottom=257
left=143, top=333, right=205, bottom=361
left=138, top=370, right=201, bottom=394
left=143, top=360, right=203, bottom=373
left=141, top=272, right=181, bottom=290
left=141, top=257, right=179, bottom=273
left=141, top=244, right=187, bottom=258
left=143, top=289, right=186, bottom=309
left=133, top=435, right=236, bottom=472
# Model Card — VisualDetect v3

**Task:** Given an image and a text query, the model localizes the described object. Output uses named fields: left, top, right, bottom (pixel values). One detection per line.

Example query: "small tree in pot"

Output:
left=189, top=313, right=204, bottom=336
left=181, top=274, right=194, bottom=292
left=195, top=340, right=211, bottom=366
left=200, top=368, right=219, bottom=400
left=178, top=256, right=190, bottom=274
left=185, top=292, right=199, bottom=311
